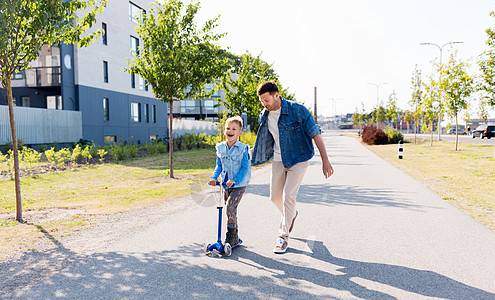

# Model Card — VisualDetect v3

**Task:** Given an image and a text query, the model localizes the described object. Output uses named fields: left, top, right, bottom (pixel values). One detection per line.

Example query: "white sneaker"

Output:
left=273, top=237, right=288, bottom=254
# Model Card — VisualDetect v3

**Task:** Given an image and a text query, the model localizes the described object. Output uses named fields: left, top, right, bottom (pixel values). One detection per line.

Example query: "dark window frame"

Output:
left=103, top=61, right=108, bottom=83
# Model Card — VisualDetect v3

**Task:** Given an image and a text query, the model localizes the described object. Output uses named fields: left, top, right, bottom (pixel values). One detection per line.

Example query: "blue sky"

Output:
left=197, top=0, right=495, bottom=119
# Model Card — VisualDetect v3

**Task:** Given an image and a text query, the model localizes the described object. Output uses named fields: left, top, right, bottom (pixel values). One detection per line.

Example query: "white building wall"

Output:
left=74, top=0, right=155, bottom=98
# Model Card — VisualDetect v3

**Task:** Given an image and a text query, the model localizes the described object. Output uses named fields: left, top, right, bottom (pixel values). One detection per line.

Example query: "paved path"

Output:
left=4, top=132, right=495, bottom=299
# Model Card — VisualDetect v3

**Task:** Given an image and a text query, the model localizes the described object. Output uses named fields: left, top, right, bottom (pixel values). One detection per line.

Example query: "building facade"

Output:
left=1, top=0, right=168, bottom=146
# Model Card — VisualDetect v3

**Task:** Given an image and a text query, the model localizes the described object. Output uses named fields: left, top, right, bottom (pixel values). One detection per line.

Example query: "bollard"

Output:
left=398, top=140, right=403, bottom=159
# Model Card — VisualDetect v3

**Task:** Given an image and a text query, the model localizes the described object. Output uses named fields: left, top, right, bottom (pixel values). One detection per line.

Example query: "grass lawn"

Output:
left=363, top=138, right=495, bottom=230
left=0, top=148, right=217, bottom=260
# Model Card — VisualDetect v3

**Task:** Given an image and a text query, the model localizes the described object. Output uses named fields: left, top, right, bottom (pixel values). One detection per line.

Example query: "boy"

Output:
left=209, top=116, right=251, bottom=246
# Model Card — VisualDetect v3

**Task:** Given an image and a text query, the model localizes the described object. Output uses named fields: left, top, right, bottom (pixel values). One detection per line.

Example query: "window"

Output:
left=131, top=73, right=135, bottom=88
left=181, top=99, right=196, bottom=113
left=102, top=22, right=107, bottom=45
left=138, top=75, right=145, bottom=90
left=131, top=102, right=141, bottom=122
left=130, top=36, right=139, bottom=55
left=47, top=96, right=62, bottom=110
left=13, top=71, right=23, bottom=80
left=151, top=104, right=156, bottom=123
left=129, top=2, right=145, bottom=23
left=105, top=136, right=116, bottom=143
left=204, top=99, right=217, bottom=112
left=144, top=103, right=149, bottom=123
left=103, top=98, right=109, bottom=121
left=150, top=135, right=158, bottom=141
left=21, top=96, right=30, bottom=107
left=103, top=61, right=108, bottom=83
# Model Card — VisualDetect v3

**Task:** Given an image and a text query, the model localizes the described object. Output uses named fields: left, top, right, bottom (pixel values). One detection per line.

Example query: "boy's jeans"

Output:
left=270, top=160, right=308, bottom=239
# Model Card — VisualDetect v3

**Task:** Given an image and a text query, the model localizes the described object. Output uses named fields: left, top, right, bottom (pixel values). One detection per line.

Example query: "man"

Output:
left=251, top=81, right=334, bottom=254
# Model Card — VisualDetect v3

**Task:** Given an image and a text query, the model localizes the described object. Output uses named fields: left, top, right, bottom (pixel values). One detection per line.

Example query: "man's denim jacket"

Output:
left=251, top=97, right=321, bottom=168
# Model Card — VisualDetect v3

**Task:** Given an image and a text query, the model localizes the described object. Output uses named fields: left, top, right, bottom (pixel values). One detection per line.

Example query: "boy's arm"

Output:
left=232, top=148, right=250, bottom=185
left=210, top=156, right=222, bottom=181
left=313, top=134, right=334, bottom=179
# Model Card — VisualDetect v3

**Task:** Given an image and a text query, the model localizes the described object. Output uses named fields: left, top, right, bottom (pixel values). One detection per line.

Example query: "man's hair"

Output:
left=225, top=116, right=243, bottom=129
left=257, top=81, right=279, bottom=96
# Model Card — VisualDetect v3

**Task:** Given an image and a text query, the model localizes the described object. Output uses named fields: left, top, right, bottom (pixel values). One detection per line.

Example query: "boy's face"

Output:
left=224, top=121, right=242, bottom=144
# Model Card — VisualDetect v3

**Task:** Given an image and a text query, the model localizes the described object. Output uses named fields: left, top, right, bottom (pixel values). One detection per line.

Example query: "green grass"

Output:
left=363, top=138, right=495, bottom=230
left=0, top=148, right=217, bottom=260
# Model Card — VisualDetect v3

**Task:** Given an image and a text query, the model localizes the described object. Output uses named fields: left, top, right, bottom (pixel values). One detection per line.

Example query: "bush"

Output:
left=361, top=125, right=388, bottom=145
left=383, top=127, right=404, bottom=144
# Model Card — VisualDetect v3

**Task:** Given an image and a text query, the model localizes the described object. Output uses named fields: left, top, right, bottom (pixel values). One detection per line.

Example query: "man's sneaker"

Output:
left=289, top=210, right=298, bottom=233
left=273, top=237, right=288, bottom=254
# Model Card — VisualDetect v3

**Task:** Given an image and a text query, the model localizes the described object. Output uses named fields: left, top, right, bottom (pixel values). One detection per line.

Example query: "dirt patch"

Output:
left=0, top=208, right=85, bottom=224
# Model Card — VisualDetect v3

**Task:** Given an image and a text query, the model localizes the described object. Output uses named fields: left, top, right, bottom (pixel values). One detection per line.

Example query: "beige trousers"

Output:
left=270, top=160, right=309, bottom=239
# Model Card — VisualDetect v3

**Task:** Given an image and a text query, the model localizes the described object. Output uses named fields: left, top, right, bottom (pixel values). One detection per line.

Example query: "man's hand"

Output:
left=208, top=179, right=217, bottom=186
left=226, top=180, right=235, bottom=188
left=322, top=159, right=334, bottom=179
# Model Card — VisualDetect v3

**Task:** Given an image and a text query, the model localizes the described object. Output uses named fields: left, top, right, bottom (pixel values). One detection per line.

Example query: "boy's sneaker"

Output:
left=273, top=237, right=288, bottom=254
left=289, top=210, right=298, bottom=233
left=225, top=227, right=238, bottom=245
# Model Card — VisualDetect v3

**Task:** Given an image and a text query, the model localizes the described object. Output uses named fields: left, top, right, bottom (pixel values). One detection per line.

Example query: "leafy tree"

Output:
left=404, top=110, right=414, bottom=134
left=410, top=65, right=423, bottom=144
left=478, top=10, right=495, bottom=108
left=439, top=52, right=474, bottom=151
left=422, top=74, right=441, bottom=146
left=385, top=90, right=399, bottom=128
left=218, top=52, right=295, bottom=131
left=0, top=0, right=106, bottom=222
left=126, top=0, right=229, bottom=178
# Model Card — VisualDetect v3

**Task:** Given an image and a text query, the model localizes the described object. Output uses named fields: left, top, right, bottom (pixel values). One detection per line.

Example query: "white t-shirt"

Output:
left=268, top=107, right=282, bottom=161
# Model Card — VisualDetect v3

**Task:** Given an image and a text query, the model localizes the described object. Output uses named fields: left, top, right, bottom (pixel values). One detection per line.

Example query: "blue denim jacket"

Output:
left=211, top=140, right=251, bottom=188
left=251, top=97, right=321, bottom=168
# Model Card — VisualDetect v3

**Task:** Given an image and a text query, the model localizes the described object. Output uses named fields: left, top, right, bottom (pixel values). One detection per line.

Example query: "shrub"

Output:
left=383, top=127, right=404, bottom=144
left=361, top=125, right=388, bottom=145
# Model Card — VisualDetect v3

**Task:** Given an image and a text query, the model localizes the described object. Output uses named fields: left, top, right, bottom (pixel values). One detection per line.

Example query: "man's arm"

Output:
left=313, top=134, right=334, bottom=179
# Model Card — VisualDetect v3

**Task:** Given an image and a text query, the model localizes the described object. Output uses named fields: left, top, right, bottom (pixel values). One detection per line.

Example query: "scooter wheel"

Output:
left=204, top=243, right=211, bottom=254
left=224, top=243, right=232, bottom=257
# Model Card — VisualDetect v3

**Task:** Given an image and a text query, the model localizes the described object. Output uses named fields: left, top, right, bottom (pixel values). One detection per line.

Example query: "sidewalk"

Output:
left=3, top=132, right=495, bottom=299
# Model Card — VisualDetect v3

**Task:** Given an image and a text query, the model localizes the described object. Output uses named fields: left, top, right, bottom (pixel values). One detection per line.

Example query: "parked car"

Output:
left=447, top=128, right=467, bottom=135
left=472, top=124, right=495, bottom=139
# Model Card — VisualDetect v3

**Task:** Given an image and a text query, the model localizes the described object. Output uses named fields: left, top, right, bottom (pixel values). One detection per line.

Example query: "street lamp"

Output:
left=420, top=41, right=463, bottom=140
left=368, top=82, right=388, bottom=128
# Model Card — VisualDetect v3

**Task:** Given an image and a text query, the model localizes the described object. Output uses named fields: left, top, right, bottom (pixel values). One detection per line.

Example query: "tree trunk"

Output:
left=455, top=114, right=459, bottom=151
left=5, top=79, right=23, bottom=222
left=430, top=120, right=433, bottom=147
left=414, top=118, right=417, bottom=144
left=169, top=100, right=174, bottom=178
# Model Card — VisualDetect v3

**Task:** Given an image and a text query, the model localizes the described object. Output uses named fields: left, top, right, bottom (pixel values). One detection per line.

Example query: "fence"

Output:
left=0, top=106, right=82, bottom=145
left=171, top=119, right=218, bottom=137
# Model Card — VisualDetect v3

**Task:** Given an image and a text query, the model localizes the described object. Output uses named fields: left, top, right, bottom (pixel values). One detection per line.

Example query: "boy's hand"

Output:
left=208, top=179, right=217, bottom=186
left=226, top=180, right=235, bottom=188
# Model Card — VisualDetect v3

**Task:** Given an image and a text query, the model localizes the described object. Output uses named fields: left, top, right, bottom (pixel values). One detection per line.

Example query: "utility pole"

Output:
left=314, top=86, right=318, bottom=124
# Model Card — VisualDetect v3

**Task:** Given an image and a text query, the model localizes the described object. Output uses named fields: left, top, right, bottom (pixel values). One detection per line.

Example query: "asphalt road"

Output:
left=4, top=132, right=495, bottom=299
left=403, top=132, right=495, bottom=145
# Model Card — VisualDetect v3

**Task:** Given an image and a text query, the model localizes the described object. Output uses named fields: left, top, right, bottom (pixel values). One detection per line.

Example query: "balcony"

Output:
left=23, top=67, right=61, bottom=87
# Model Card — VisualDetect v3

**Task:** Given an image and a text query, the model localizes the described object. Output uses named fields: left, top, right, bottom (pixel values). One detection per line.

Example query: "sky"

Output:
left=196, top=0, right=495, bottom=119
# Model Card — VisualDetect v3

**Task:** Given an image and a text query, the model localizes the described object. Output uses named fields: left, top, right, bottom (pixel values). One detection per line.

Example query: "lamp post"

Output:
left=368, top=82, right=388, bottom=128
left=420, top=41, right=463, bottom=141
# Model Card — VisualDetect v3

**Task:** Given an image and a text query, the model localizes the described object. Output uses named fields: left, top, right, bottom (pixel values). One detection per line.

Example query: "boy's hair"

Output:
left=225, top=116, right=243, bottom=129
left=257, top=81, right=279, bottom=96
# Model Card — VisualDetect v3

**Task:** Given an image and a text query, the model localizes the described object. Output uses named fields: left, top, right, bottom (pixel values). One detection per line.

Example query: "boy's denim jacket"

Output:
left=211, top=140, right=251, bottom=188
left=251, top=97, right=321, bottom=169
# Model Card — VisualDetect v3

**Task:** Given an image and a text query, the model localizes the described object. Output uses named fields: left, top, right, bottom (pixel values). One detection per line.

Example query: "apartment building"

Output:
left=0, top=0, right=167, bottom=146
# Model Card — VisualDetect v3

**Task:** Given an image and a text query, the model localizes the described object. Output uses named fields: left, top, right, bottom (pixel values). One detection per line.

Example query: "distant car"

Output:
left=447, top=128, right=467, bottom=135
left=472, top=124, right=495, bottom=139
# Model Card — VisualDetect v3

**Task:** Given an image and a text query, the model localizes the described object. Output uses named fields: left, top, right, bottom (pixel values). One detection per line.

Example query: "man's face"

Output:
left=259, top=92, right=281, bottom=111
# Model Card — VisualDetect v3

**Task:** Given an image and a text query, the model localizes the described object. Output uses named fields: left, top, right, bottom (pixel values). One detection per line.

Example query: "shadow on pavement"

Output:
left=2, top=241, right=493, bottom=299
left=247, top=183, right=438, bottom=211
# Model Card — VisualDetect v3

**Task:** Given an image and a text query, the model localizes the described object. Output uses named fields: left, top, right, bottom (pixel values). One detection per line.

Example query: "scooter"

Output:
left=203, top=182, right=242, bottom=257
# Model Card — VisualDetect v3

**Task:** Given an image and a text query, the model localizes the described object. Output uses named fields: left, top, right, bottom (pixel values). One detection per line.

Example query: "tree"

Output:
left=439, top=52, right=474, bottom=151
left=410, top=65, right=423, bottom=144
left=422, top=74, right=441, bottom=146
left=385, top=90, right=399, bottom=128
left=126, top=0, right=229, bottom=178
left=404, top=110, right=414, bottom=134
left=218, top=52, right=295, bottom=132
left=0, top=0, right=106, bottom=222
left=478, top=10, right=495, bottom=108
